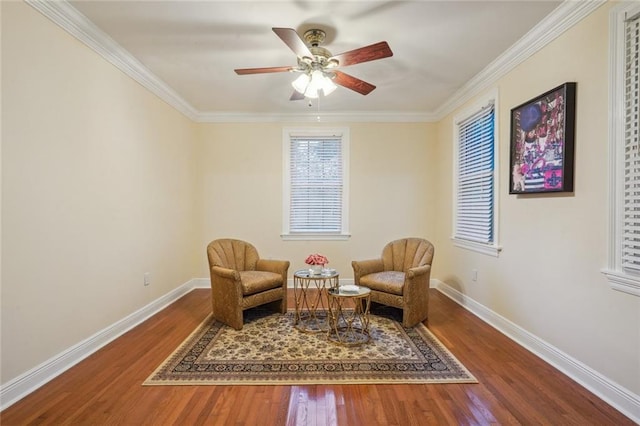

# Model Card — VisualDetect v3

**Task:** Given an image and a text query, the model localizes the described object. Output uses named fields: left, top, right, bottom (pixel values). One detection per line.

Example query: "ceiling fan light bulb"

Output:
left=321, top=77, right=337, bottom=96
left=310, top=69, right=324, bottom=81
left=304, top=70, right=325, bottom=98
left=291, top=73, right=310, bottom=94
left=304, top=86, right=319, bottom=98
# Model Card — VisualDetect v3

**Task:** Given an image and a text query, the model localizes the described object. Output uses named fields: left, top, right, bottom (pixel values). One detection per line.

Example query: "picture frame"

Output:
left=509, top=82, right=576, bottom=194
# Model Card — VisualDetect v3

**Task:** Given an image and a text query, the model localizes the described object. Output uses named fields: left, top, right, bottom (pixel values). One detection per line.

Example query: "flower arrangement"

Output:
left=305, top=253, right=328, bottom=266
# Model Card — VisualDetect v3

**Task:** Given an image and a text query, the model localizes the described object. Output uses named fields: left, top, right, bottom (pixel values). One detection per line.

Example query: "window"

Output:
left=604, top=2, right=640, bottom=297
left=282, top=128, right=350, bottom=240
left=452, top=90, right=501, bottom=256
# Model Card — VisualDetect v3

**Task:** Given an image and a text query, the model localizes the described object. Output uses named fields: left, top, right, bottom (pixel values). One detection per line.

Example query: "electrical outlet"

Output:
left=144, top=272, right=151, bottom=286
left=471, top=269, right=478, bottom=282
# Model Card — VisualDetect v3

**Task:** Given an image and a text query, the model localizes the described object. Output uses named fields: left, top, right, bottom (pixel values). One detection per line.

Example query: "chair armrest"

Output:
left=210, top=265, right=240, bottom=281
left=256, top=259, right=290, bottom=275
left=404, top=264, right=432, bottom=307
left=351, top=259, right=384, bottom=284
left=209, top=265, right=243, bottom=301
left=407, top=264, right=431, bottom=279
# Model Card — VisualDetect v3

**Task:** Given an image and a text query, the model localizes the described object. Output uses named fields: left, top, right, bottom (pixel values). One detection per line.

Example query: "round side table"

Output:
left=327, top=285, right=371, bottom=346
left=293, top=269, right=339, bottom=333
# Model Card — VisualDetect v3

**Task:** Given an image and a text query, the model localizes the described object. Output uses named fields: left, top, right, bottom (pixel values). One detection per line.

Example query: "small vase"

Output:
left=309, top=265, right=323, bottom=275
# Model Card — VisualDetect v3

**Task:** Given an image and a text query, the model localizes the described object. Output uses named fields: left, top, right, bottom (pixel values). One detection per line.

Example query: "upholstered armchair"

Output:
left=207, top=239, right=290, bottom=330
left=352, top=238, right=434, bottom=327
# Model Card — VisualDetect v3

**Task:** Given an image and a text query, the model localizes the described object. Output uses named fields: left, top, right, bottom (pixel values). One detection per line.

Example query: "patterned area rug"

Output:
left=144, top=308, right=477, bottom=385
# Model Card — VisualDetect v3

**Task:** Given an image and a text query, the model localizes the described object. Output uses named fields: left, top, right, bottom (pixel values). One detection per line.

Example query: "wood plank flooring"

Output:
left=0, top=289, right=634, bottom=425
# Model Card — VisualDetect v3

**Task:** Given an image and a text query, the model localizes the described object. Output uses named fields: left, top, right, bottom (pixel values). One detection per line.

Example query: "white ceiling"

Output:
left=60, top=0, right=564, bottom=119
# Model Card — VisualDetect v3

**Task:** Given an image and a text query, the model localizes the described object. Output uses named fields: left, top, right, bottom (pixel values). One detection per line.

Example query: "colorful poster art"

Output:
left=509, top=83, right=576, bottom=194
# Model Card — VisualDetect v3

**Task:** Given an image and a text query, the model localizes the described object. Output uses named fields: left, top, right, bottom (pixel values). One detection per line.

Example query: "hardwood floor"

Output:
left=0, top=289, right=633, bottom=425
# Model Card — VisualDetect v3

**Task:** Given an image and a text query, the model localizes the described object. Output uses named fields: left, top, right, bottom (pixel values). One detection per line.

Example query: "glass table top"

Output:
left=328, top=285, right=371, bottom=297
left=294, top=269, right=339, bottom=278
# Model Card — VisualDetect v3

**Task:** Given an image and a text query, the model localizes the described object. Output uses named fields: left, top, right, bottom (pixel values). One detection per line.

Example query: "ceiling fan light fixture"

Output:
left=303, top=82, right=320, bottom=99
left=306, top=70, right=325, bottom=94
left=295, top=70, right=336, bottom=98
left=291, top=73, right=310, bottom=94
left=321, top=74, right=337, bottom=96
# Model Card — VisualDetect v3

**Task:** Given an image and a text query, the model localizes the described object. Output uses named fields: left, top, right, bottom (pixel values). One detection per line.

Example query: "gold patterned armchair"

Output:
left=207, top=239, right=290, bottom=330
left=352, top=238, right=434, bottom=327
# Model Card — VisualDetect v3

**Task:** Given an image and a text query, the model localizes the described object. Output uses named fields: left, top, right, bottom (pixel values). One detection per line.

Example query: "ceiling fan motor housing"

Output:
left=303, top=29, right=326, bottom=47
left=299, top=29, right=337, bottom=70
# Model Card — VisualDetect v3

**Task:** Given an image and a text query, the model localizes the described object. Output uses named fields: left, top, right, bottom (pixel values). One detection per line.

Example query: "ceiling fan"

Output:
left=234, top=27, right=393, bottom=100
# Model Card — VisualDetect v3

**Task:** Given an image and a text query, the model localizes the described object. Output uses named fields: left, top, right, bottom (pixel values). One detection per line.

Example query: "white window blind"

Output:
left=604, top=2, right=640, bottom=296
left=455, top=103, right=495, bottom=244
left=289, top=135, right=343, bottom=233
left=623, top=13, right=640, bottom=272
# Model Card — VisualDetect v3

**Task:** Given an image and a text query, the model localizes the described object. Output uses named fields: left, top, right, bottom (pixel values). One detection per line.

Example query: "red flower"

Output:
left=305, top=254, right=328, bottom=266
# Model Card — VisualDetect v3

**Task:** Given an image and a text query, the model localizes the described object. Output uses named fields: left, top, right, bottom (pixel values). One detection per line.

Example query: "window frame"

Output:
left=452, top=89, right=501, bottom=257
left=603, top=1, right=640, bottom=297
left=281, top=127, right=350, bottom=241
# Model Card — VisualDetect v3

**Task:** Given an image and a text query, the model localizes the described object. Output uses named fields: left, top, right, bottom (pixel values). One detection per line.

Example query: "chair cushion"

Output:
left=359, top=271, right=405, bottom=296
left=239, top=271, right=282, bottom=296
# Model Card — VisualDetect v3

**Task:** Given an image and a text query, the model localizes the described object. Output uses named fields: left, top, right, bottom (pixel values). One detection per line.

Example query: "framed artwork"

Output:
left=509, top=82, right=576, bottom=194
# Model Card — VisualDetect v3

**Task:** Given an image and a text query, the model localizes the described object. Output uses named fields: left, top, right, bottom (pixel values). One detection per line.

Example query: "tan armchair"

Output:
left=352, top=238, right=434, bottom=327
left=207, top=239, right=290, bottom=330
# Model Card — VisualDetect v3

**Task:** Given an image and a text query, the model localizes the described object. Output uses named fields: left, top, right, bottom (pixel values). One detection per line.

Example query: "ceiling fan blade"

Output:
left=332, top=71, right=376, bottom=95
left=290, top=90, right=305, bottom=101
left=234, top=66, right=295, bottom=75
left=272, top=27, right=313, bottom=58
left=330, top=41, right=393, bottom=67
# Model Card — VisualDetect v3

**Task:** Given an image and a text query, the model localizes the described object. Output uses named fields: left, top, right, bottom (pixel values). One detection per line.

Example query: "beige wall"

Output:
left=434, top=2, right=640, bottom=395
left=1, top=2, right=199, bottom=382
left=197, top=122, right=437, bottom=276
left=2, top=0, right=638, bottom=410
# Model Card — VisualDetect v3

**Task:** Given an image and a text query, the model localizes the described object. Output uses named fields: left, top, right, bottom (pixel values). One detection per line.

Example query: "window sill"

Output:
left=452, top=237, right=502, bottom=257
left=281, top=233, right=351, bottom=241
left=601, top=269, right=640, bottom=297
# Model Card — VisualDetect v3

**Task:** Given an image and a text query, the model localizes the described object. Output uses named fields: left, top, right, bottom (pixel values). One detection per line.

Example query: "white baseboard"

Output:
left=0, top=276, right=332, bottom=410
left=192, top=277, right=210, bottom=288
left=6, top=277, right=636, bottom=423
left=0, top=278, right=200, bottom=411
left=432, top=279, right=640, bottom=424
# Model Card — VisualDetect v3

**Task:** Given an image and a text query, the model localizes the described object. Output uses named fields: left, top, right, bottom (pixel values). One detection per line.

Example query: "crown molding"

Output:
left=26, top=0, right=605, bottom=124
left=195, top=111, right=437, bottom=123
left=25, top=0, right=199, bottom=121
left=433, top=0, right=607, bottom=120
